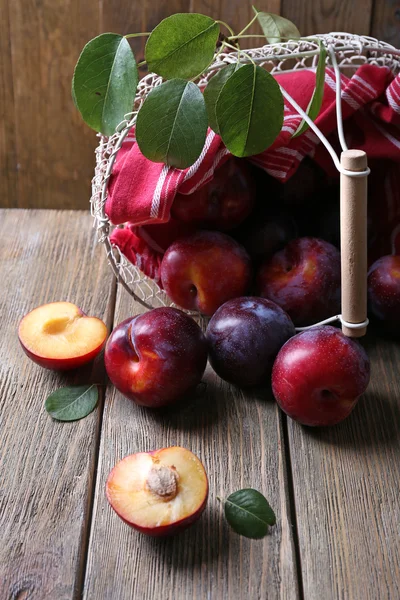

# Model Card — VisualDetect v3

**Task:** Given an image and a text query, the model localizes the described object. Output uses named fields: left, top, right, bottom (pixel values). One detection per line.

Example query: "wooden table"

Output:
left=1, top=209, right=399, bottom=600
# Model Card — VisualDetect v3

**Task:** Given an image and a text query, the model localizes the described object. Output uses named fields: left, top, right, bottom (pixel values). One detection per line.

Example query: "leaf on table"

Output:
left=145, top=13, right=220, bottom=80
left=253, top=8, right=301, bottom=44
left=204, top=63, right=244, bottom=134
left=136, top=79, right=208, bottom=169
left=224, top=488, right=276, bottom=539
left=293, top=40, right=327, bottom=137
left=72, top=33, right=138, bottom=136
left=215, top=64, right=284, bottom=157
left=45, top=384, right=99, bottom=422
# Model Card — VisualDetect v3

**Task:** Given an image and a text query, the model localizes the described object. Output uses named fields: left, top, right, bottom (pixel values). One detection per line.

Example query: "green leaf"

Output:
left=72, top=33, right=138, bottom=136
left=136, top=79, right=208, bottom=169
left=45, top=385, right=99, bottom=422
left=71, top=82, right=78, bottom=109
left=293, top=41, right=326, bottom=137
left=224, top=488, right=276, bottom=539
left=145, top=13, right=220, bottom=80
left=204, top=63, right=244, bottom=134
left=253, top=8, right=300, bottom=44
left=215, top=64, right=284, bottom=157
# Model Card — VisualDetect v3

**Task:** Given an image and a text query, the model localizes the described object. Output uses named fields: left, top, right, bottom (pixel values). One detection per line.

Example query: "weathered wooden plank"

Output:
left=0, top=210, right=115, bottom=599
left=370, top=0, right=400, bottom=48
left=8, top=0, right=99, bottom=209
left=288, top=335, right=400, bottom=600
left=2, top=0, right=399, bottom=211
left=192, top=0, right=281, bottom=48
left=144, top=1, right=190, bottom=39
left=102, top=0, right=196, bottom=78
left=0, top=0, right=18, bottom=207
left=281, top=0, right=374, bottom=37
left=83, top=287, right=299, bottom=600
left=101, top=0, right=145, bottom=74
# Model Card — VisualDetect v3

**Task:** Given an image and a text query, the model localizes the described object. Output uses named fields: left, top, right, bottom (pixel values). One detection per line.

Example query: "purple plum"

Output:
left=206, top=297, right=296, bottom=387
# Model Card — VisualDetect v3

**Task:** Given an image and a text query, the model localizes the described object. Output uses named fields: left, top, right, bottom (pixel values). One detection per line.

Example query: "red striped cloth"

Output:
left=108, top=64, right=400, bottom=281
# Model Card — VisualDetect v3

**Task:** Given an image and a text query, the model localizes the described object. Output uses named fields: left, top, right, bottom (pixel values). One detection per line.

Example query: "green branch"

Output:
left=124, top=32, right=151, bottom=39
left=236, top=12, right=259, bottom=37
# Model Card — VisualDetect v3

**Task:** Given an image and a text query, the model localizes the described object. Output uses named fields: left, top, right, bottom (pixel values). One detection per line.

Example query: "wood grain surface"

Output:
left=0, top=210, right=115, bottom=599
left=371, top=0, right=400, bottom=48
left=82, top=288, right=300, bottom=600
left=0, top=0, right=398, bottom=209
left=0, top=0, right=17, bottom=207
left=7, top=0, right=100, bottom=209
left=192, top=0, right=281, bottom=48
left=287, top=333, right=400, bottom=600
left=281, top=0, right=374, bottom=36
left=1, top=210, right=400, bottom=599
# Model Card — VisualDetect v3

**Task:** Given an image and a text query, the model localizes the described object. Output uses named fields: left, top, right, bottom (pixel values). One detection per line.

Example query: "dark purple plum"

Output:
left=368, top=255, right=400, bottom=330
left=206, top=297, right=296, bottom=387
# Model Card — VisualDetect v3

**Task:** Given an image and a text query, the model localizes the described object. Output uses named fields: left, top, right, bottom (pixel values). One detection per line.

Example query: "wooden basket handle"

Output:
left=340, top=149, right=369, bottom=337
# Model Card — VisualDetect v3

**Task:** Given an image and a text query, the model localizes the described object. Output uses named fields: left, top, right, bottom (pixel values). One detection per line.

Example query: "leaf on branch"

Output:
left=253, top=8, right=300, bottom=44
left=293, top=41, right=326, bottom=137
left=215, top=64, right=284, bottom=157
left=145, top=13, right=220, bottom=80
left=136, top=79, right=208, bottom=169
left=72, top=33, right=138, bottom=136
left=224, top=488, right=276, bottom=539
left=45, top=385, right=99, bottom=422
left=204, top=63, right=244, bottom=134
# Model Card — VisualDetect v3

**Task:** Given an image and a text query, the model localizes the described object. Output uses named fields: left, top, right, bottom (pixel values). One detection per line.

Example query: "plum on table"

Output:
left=206, top=297, right=295, bottom=387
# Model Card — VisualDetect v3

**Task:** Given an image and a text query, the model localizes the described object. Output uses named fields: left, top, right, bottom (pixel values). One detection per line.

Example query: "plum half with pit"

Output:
left=106, top=447, right=208, bottom=536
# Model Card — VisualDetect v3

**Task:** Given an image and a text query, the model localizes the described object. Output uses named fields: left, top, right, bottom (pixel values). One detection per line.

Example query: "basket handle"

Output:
left=340, top=149, right=368, bottom=337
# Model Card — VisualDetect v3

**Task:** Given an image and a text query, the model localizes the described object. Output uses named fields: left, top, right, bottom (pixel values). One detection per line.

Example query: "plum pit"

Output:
left=146, top=465, right=179, bottom=501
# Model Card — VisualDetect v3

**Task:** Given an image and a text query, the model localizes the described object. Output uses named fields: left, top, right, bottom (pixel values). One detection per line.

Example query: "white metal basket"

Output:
left=91, top=32, right=400, bottom=314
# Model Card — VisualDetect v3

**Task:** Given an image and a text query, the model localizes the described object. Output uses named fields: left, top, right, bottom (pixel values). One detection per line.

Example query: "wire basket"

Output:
left=91, top=32, right=400, bottom=319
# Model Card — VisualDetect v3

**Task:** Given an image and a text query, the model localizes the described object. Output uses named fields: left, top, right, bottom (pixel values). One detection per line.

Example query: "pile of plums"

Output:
left=157, top=158, right=344, bottom=324
left=20, top=159, right=399, bottom=430
left=19, top=158, right=400, bottom=536
left=104, top=156, right=400, bottom=427
left=105, top=303, right=370, bottom=427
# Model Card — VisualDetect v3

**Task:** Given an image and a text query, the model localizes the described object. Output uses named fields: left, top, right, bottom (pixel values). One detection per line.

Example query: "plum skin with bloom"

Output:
left=368, top=255, right=400, bottom=329
left=272, top=326, right=370, bottom=426
left=171, top=158, right=255, bottom=231
left=104, top=308, right=208, bottom=407
left=256, top=237, right=341, bottom=327
left=160, top=231, right=252, bottom=316
left=206, top=297, right=296, bottom=387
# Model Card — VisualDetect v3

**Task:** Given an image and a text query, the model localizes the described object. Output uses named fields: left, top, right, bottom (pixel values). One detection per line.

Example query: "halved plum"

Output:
left=18, top=301, right=107, bottom=370
left=106, top=447, right=209, bottom=536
